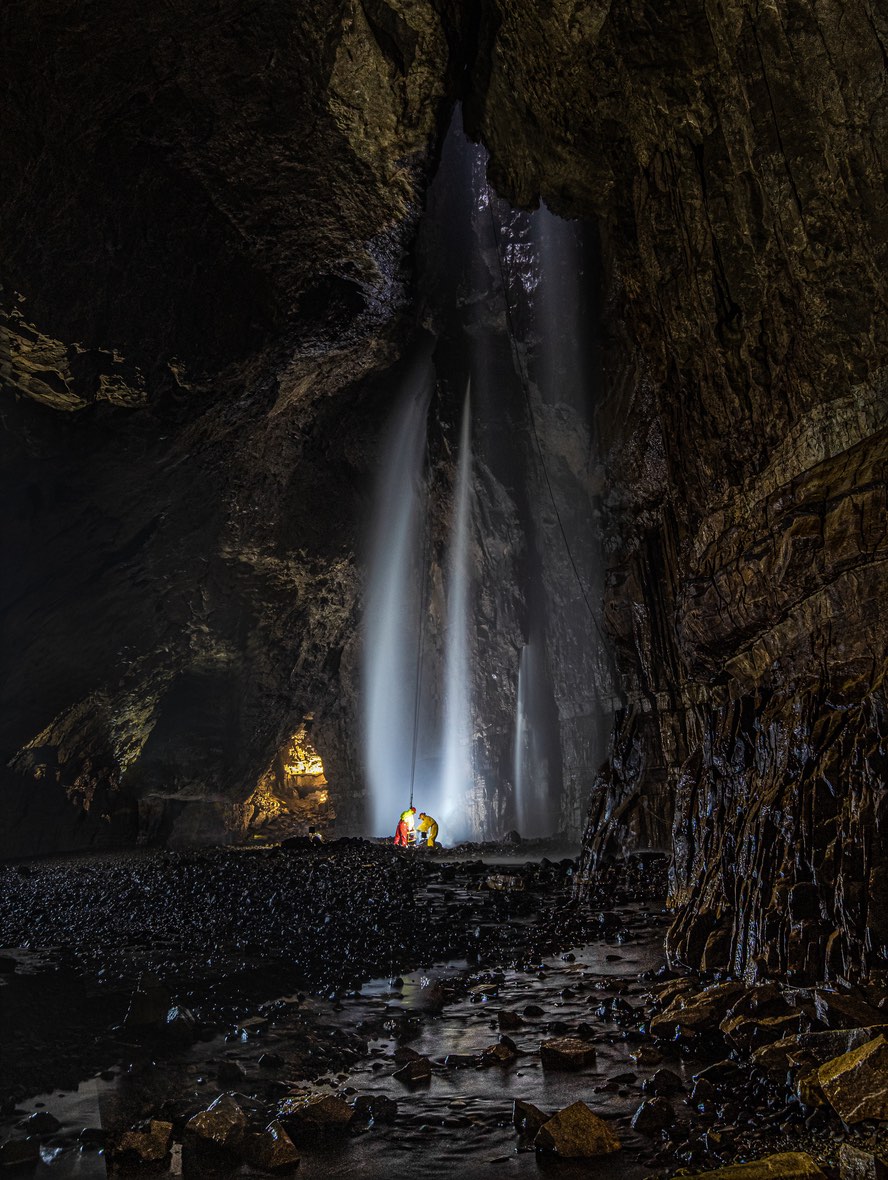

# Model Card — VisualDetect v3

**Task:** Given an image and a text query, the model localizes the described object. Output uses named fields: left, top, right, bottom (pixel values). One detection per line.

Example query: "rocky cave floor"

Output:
left=1, top=844, right=887, bottom=1180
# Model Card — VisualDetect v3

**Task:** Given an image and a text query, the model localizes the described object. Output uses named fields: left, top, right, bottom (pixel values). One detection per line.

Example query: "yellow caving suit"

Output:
left=416, top=814, right=439, bottom=847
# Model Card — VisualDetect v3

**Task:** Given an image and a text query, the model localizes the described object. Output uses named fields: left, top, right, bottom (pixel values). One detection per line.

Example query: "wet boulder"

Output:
left=278, top=1095, right=354, bottom=1141
left=0, top=1138, right=40, bottom=1169
left=497, top=1010, right=523, bottom=1030
left=115, top=1120, right=174, bottom=1166
left=392, top=1056, right=432, bottom=1085
left=684, top=1155, right=826, bottom=1178
left=185, top=1095, right=247, bottom=1151
left=480, top=1042, right=517, bottom=1066
left=533, top=1101, right=621, bottom=1158
left=19, top=1113, right=60, bottom=1135
left=838, top=1143, right=888, bottom=1180
left=721, top=1010, right=806, bottom=1053
left=164, top=1005, right=197, bottom=1045
left=753, top=1027, right=888, bottom=1082
left=818, top=1034, right=888, bottom=1122
left=650, top=982, right=747, bottom=1039
left=641, top=1067, right=684, bottom=1096
left=540, top=1038, right=597, bottom=1071
left=352, top=1095, right=398, bottom=1125
left=513, top=1100, right=549, bottom=1137
left=246, top=1122, right=300, bottom=1174
left=630, top=1097, right=675, bottom=1135
left=813, top=989, right=886, bottom=1031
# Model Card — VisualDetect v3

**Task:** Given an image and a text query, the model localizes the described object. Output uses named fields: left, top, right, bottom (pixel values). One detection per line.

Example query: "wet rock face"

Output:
left=462, top=0, right=888, bottom=979
left=0, top=0, right=450, bottom=852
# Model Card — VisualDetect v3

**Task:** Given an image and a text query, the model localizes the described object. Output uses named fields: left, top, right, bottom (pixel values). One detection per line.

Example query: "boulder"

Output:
left=533, top=1102, right=621, bottom=1158
left=392, top=1056, right=432, bottom=1085
left=685, top=1154, right=826, bottom=1178
left=480, top=1042, right=516, bottom=1066
left=352, top=1095, right=398, bottom=1125
left=0, top=1138, right=40, bottom=1169
left=814, top=990, right=886, bottom=1030
left=721, top=1011, right=806, bottom=1053
left=753, top=1027, right=888, bottom=1081
left=839, top=1143, right=888, bottom=1180
left=641, top=1067, right=684, bottom=1095
left=512, top=1100, right=549, bottom=1137
left=20, top=1113, right=60, bottom=1135
left=650, top=982, right=747, bottom=1038
left=818, top=1034, right=888, bottom=1122
left=164, top=1005, right=197, bottom=1044
left=248, top=1122, right=300, bottom=1174
left=497, top=1010, right=523, bottom=1030
left=278, top=1096, right=354, bottom=1140
left=185, top=1095, right=246, bottom=1150
left=115, top=1120, right=174, bottom=1165
left=539, top=1038, right=596, bottom=1071
left=630, top=1097, right=675, bottom=1135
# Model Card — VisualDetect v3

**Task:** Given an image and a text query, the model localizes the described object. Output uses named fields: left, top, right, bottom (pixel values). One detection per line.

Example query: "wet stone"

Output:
left=19, top=1112, right=60, bottom=1135
left=534, top=1101, right=621, bottom=1158
left=0, top=1138, right=40, bottom=1170
left=630, top=1097, right=675, bottom=1135
left=814, top=989, right=887, bottom=1031
left=839, top=1143, right=888, bottom=1180
left=352, top=1095, right=397, bottom=1125
left=185, top=1094, right=247, bottom=1150
left=480, top=1042, right=516, bottom=1066
left=278, top=1096, right=354, bottom=1140
left=722, top=1010, right=807, bottom=1053
left=497, top=1010, right=522, bottom=1030
left=539, top=1037, right=597, bottom=1071
left=512, top=1100, right=549, bottom=1138
left=392, top=1056, right=432, bottom=1085
left=641, top=1067, right=684, bottom=1095
left=443, top=1053, right=477, bottom=1069
left=247, top=1121, right=300, bottom=1174
left=115, top=1120, right=174, bottom=1166
left=819, top=1034, right=888, bottom=1122
left=686, top=1153, right=827, bottom=1178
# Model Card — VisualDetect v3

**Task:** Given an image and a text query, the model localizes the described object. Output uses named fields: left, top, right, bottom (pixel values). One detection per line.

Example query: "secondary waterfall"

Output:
left=437, top=383, right=474, bottom=841
left=362, top=353, right=432, bottom=837
left=512, top=639, right=552, bottom=836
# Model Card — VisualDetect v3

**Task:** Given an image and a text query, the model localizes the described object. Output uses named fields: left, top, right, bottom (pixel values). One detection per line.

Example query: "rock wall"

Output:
left=462, top=0, right=888, bottom=980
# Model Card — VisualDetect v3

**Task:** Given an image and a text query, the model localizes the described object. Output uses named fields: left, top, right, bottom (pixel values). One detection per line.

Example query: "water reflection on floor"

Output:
left=6, top=906, right=672, bottom=1180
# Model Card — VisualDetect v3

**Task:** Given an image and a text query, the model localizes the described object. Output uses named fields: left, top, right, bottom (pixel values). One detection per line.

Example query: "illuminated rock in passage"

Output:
left=533, top=1101, right=620, bottom=1157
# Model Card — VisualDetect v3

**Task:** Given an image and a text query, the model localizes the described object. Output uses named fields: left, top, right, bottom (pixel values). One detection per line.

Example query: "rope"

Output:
left=409, top=436, right=432, bottom=809
left=485, top=192, right=609, bottom=650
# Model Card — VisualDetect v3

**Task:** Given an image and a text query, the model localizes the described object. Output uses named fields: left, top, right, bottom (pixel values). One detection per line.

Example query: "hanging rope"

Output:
left=485, top=192, right=609, bottom=651
left=409, top=435, right=432, bottom=809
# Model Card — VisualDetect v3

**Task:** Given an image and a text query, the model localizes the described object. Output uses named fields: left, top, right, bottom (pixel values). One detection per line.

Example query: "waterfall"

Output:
left=362, top=353, right=432, bottom=837
left=513, top=644, right=528, bottom=833
left=437, top=383, right=473, bottom=841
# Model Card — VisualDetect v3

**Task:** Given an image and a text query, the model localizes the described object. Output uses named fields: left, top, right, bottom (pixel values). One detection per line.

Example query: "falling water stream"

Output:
left=437, top=384, right=474, bottom=841
left=362, top=351, right=433, bottom=836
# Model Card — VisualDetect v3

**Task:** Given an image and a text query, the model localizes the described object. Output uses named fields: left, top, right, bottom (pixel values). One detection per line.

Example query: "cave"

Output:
left=1, top=1, right=886, bottom=1176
